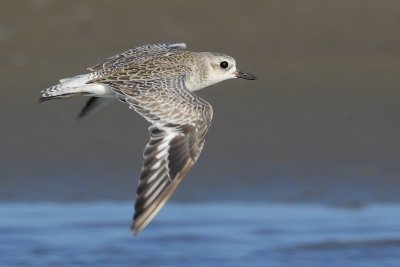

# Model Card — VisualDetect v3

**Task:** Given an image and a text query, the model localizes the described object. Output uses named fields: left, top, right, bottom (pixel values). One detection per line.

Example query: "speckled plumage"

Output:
left=39, top=42, right=256, bottom=234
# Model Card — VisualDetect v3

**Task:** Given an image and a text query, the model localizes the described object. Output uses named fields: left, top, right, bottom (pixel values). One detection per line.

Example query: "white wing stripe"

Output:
left=143, top=171, right=168, bottom=199
left=145, top=164, right=166, bottom=184
left=144, top=179, right=170, bottom=208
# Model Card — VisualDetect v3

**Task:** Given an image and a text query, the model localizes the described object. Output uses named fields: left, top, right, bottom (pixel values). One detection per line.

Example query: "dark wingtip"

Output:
left=76, top=97, right=99, bottom=120
left=130, top=221, right=140, bottom=236
left=76, top=110, right=85, bottom=120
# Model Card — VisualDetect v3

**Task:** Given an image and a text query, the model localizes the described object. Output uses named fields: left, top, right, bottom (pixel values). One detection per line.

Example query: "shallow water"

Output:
left=1, top=202, right=399, bottom=267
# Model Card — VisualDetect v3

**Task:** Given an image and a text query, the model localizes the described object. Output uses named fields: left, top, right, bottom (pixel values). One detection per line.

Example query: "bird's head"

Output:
left=202, top=52, right=257, bottom=84
left=184, top=52, right=257, bottom=91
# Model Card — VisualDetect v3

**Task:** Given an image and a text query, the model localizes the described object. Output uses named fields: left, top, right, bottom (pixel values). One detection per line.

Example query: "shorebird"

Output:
left=39, top=42, right=257, bottom=234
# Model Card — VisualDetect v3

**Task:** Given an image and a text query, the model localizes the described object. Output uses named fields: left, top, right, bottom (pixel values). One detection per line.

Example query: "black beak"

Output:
left=235, top=71, right=257, bottom=80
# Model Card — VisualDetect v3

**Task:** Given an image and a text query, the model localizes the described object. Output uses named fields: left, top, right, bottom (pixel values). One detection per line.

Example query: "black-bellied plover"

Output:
left=40, top=42, right=257, bottom=234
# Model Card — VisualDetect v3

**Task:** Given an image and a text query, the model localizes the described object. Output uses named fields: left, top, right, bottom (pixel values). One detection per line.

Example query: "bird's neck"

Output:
left=185, top=55, right=214, bottom=92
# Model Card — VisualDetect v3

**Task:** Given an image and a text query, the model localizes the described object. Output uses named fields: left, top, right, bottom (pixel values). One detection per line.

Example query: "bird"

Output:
left=39, top=42, right=257, bottom=234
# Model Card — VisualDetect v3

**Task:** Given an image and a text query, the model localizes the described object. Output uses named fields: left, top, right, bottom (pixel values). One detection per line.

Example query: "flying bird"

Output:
left=39, top=42, right=257, bottom=234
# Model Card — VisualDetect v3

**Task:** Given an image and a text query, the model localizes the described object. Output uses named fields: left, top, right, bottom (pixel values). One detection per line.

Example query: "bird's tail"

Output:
left=39, top=87, right=86, bottom=102
left=39, top=73, right=107, bottom=102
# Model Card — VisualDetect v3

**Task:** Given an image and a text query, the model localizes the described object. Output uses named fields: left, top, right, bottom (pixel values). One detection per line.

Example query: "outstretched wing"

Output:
left=92, top=70, right=212, bottom=234
left=133, top=120, right=210, bottom=234
left=88, top=42, right=187, bottom=73
left=129, top=91, right=212, bottom=234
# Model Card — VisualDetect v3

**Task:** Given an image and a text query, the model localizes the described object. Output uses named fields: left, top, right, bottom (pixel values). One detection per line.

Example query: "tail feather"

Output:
left=39, top=73, right=113, bottom=102
left=40, top=73, right=93, bottom=102
left=39, top=72, right=115, bottom=119
left=38, top=93, right=85, bottom=103
left=39, top=84, right=89, bottom=102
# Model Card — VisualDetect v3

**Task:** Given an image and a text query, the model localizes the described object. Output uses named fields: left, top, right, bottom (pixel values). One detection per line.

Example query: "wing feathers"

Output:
left=132, top=125, right=199, bottom=234
left=90, top=51, right=213, bottom=234
left=88, top=42, right=187, bottom=72
left=132, top=161, right=192, bottom=234
left=131, top=103, right=212, bottom=234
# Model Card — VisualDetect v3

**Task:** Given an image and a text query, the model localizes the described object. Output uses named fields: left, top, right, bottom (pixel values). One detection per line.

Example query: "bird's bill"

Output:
left=235, top=71, right=257, bottom=80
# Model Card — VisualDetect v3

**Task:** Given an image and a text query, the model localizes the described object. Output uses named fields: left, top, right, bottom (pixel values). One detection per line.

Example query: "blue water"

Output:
left=0, top=202, right=399, bottom=267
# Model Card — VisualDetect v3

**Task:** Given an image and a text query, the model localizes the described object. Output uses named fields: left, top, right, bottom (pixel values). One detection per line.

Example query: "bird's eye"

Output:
left=220, top=61, right=229, bottom=69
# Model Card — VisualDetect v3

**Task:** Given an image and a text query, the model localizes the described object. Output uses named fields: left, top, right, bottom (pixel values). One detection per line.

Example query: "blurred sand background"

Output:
left=1, top=0, right=399, bottom=204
